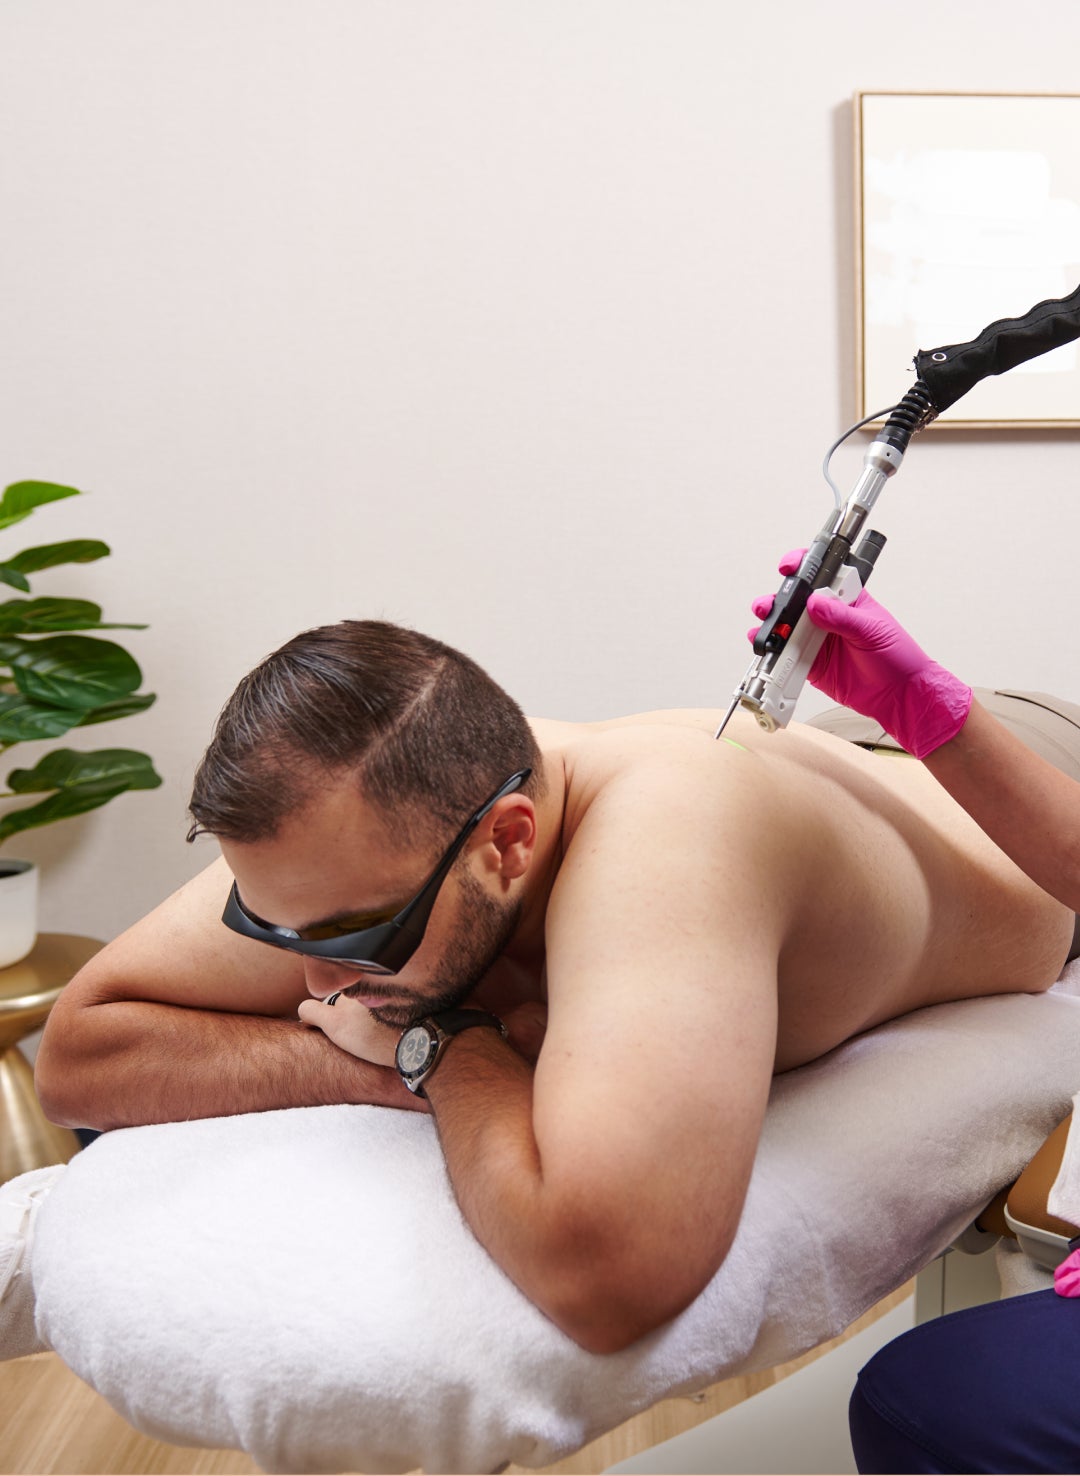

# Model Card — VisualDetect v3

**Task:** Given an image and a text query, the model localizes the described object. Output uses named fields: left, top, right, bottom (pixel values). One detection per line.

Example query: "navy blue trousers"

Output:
left=849, top=1289, right=1080, bottom=1473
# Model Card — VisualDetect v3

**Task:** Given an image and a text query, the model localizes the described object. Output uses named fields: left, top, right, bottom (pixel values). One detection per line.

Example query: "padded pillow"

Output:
left=28, top=974, right=1080, bottom=1474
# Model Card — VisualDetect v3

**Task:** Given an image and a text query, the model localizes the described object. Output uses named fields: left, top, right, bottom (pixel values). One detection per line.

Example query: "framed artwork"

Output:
left=856, top=91, right=1080, bottom=428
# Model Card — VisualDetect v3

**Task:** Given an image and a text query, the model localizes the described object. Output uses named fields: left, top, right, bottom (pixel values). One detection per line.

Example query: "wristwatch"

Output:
left=395, top=1008, right=507, bottom=1096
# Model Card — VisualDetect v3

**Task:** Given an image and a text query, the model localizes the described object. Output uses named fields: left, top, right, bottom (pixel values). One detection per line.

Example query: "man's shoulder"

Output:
left=546, top=712, right=772, bottom=857
left=541, top=711, right=719, bottom=787
left=541, top=706, right=837, bottom=780
left=539, top=714, right=802, bottom=976
left=532, top=708, right=728, bottom=772
left=533, top=710, right=882, bottom=851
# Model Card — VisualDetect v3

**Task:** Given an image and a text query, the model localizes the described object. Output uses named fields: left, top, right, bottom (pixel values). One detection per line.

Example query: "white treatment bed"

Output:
left=3, top=966, right=1080, bottom=1474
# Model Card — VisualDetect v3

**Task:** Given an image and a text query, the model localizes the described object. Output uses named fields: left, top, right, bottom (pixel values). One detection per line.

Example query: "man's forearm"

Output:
left=37, top=998, right=424, bottom=1130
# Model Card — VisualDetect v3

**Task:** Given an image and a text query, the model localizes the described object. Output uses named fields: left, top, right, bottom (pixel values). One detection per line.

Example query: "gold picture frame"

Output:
left=855, top=91, right=1080, bottom=428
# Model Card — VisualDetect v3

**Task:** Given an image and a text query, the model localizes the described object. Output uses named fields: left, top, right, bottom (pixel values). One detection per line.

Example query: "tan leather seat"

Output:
left=977, top=1112, right=1080, bottom=1269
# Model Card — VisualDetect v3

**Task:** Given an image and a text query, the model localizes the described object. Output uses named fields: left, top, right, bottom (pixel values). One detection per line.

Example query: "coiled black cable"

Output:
left=878, top=381, right=937, bottom=452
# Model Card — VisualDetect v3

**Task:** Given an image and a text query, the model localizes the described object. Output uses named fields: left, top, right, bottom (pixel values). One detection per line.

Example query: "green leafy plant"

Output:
left=0, top=480, right=161, bottom=846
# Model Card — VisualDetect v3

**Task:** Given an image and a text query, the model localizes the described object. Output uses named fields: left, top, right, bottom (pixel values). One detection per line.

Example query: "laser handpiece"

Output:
left=715, top=435, right=902, bottom=738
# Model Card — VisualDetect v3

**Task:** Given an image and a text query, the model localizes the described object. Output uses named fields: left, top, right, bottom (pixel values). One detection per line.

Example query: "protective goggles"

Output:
left=221, top=769, right=531, bottom=975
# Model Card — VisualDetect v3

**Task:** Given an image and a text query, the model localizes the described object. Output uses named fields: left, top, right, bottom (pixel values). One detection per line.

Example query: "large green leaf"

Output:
left=0, top=566, right=30, bottom=594
left=0, top=787, right=128, bottom=843
left=0, top=598, right=146, bottom=635
left=7, top=747, right=162, bottom=794
left=0, top=686, right=156, bottom=743
left=0, top=692, right=87, bottom=743
left=0, top=635, right=143, bottom=711
left=0, top=542, right=111, bottom=596
left=74, top=691, right=157, bottom=726
left=0, top=482, right=81, bottom=533
left=6, top=540, right=111, bottom=575
left=0, top=747, right=162, bottom=845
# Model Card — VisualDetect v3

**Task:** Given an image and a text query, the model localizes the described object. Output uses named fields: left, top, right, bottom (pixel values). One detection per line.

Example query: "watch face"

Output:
left=397, top=1024, right=435, bottom=1076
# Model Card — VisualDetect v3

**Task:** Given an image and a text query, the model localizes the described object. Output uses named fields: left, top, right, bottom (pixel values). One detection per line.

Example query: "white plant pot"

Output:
left=0, top=860, right=38, bottom=969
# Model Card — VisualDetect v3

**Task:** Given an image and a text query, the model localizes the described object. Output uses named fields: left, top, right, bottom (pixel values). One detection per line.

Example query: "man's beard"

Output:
left=346, top=867, right=523, bottom=1028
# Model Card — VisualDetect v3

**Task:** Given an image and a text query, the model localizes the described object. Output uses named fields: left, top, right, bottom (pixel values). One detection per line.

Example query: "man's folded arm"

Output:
left=35, top=857, right=423, bottom=1131
left=38, top=990, right=420, bottom=1131
left=416, top=770, right=782, bottom=1354
left=419, top=962, right=776, bottom=1353
left=420, top=1029, right=754, bottom=1355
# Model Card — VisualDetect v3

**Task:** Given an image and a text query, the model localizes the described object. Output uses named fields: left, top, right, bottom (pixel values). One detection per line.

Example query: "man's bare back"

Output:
left=541, top=709, right=1072, bottom=1072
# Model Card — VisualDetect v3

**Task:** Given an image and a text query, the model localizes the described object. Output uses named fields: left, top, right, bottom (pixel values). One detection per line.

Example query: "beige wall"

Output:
left=1, top=0, right=1078, bottom=942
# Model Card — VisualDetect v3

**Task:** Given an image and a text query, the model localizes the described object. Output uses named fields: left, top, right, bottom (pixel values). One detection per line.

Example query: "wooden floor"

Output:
left=0, top=1351, right=259, bottom=1474
left=0, top=1285, right=910, bottom=1474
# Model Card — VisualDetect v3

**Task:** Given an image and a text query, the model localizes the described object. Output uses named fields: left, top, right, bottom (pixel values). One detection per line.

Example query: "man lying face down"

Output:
left=36, top=621, right=1075, bottom=1353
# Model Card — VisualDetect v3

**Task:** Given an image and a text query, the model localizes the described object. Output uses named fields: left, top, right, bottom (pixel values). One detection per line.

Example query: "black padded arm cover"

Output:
left=915, top=282, right=1080, bottom=413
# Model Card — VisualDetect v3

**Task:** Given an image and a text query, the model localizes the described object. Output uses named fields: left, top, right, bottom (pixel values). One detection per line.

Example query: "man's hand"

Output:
left=750, top=549, right=973, bottom=759
left=298, top=994, right=399, bottom=1067
left=297, top=995, right=548, bottom=1068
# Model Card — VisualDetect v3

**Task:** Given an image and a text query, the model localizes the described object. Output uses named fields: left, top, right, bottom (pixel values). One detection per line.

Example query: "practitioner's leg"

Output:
left=849, top=1289, right=1080, bottom=1474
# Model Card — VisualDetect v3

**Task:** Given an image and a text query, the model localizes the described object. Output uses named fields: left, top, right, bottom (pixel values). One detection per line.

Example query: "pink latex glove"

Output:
left=1055, top=1246, right=1080, bottom=1297
left=749, top=550, right=973, bottom=760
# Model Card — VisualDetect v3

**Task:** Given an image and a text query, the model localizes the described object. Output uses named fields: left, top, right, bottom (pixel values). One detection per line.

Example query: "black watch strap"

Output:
left=427, top=1007, right=506, bottom=1038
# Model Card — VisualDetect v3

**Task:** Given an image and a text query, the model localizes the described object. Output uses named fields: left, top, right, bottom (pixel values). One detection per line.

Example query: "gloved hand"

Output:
left=750, top=550, right=973, bottom=759
left=1055, top=1247, right=1080, bottom=1298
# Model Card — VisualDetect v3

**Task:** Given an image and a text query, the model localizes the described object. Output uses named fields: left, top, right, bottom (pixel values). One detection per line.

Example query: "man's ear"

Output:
left=484, top=798, right=536, bottom=881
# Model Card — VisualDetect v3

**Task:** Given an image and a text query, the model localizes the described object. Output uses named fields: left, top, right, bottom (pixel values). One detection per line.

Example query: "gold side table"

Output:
left=0, top=932, right=103, bottom=1186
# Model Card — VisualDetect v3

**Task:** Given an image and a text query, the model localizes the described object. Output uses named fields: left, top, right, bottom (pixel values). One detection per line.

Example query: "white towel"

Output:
left=14, top=975, right=1080, bottom=1474
left=1049, top=1088, right=1080, bottom=1228
left=0, top=1164, right=66, bottom=1362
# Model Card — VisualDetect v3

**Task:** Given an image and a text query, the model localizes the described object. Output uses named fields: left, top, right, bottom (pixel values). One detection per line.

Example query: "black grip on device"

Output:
left=915, top=282, right=1080, bottom=413
left=752, top=532, right=849, bottom=656
left=752, top=529, right=886, bottom=659
left=848, top=529, right=886, bottom=584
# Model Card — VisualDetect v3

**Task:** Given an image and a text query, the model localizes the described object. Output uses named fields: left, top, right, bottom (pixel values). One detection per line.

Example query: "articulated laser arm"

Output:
left=716, top=283, right=1080, bottom=741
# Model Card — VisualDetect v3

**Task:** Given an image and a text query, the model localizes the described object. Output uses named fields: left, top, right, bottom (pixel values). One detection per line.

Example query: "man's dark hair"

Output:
left=188, top=620, right=544, bottom=845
